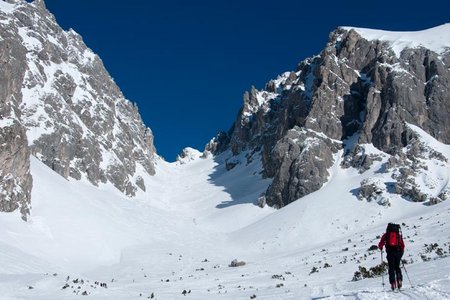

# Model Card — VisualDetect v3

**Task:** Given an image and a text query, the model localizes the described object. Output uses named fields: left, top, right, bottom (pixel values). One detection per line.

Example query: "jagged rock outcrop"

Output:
left=0, top=0, right=157, bottom=219
left=208, top=25, right=450, bottom=207
left=0, top=123, right=32, bottom=220
left=357, top=178, right=390, bottom=206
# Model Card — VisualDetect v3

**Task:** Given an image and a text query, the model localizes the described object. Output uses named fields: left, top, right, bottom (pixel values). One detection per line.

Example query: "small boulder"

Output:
left=229, top=259, right=246, bottom=267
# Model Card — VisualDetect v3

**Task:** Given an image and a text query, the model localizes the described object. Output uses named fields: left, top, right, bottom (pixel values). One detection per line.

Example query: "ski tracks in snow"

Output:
left=313, top=284, right=450, bottom=299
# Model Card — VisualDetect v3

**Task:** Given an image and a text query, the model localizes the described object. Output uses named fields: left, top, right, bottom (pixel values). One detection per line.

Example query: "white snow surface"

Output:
left=0, top=1, right=15, bottom=13
left=341, top=23, right=450, bottom=57
left=175, top=147, right=203, bottom=165
left=1, top=134, right=450, bottom=299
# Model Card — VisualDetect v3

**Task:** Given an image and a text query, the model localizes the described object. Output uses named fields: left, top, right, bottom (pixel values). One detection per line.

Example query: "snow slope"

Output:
left=341, top=23, right=450, bottom=57
left=1, top=131, right=450, bottom=299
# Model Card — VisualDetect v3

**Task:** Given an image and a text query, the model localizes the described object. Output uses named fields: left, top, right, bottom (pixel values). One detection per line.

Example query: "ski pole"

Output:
left=380, top=250, right=385, bottom=287
left=401, top=261, right=413, bottom=288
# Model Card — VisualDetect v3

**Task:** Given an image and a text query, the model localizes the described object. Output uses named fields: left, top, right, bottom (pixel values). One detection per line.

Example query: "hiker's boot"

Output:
left=391, top=282, right=397, bottom=291
left=397, top=280, right=402, bottom=289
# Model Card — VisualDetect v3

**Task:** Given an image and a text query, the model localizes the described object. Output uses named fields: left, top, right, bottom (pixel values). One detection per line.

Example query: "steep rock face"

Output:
left=0, top=0, right=157, bottom=219
left=0, top=124, right=32, bottom=221
left=0, top=0, right=32, bottom=220
left=208, top=25, right=450, bottom=208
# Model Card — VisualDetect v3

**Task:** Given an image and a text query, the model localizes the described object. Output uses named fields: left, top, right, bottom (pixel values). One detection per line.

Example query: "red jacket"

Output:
left=378, top=232, right=405, bottom=252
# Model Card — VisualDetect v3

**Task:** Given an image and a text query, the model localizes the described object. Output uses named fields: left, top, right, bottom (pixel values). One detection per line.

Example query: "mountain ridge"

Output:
left=0, top=0, right=157, bottom=220
left=206, top=23, right=450, bottom=208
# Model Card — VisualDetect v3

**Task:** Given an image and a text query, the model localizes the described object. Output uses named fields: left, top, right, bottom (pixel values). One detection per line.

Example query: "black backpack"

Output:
left=385, top=223, right=401, bottom=249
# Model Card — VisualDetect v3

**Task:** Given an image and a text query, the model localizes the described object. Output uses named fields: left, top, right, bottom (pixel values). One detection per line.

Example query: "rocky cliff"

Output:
left=0, top=0, right=157, bottom=220
left=207, top=24, right=450, bottom=208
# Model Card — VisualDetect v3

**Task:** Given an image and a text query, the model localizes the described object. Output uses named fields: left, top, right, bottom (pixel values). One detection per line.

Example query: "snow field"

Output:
left=0, top=130, right=450, bottom=299
left=341, top=24, right=450, bottom=57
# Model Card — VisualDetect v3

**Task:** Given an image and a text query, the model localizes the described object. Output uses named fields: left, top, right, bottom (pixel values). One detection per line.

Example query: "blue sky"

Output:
left=42, top=0, right=450, bottom=161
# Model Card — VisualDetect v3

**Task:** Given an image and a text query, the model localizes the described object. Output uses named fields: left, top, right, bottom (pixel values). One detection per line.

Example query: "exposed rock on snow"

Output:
left=264, top=127, right=339, bottom=208
left=358, top=178, right=390, bottom=206
left=229, top=259, right=246, bottom=267
left=176, top=147, right=202, bottom=164
left=0, top=123, right=32, bottom=220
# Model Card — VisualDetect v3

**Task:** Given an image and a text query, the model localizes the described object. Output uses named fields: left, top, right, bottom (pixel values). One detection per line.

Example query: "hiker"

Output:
left=378, top=223, right=405, bottom=290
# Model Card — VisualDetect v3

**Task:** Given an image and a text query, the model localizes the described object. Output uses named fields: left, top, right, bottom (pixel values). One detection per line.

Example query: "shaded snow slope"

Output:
left=341, top=23, right=450, bottom=56
left=0, top=133, right=450, bottom=299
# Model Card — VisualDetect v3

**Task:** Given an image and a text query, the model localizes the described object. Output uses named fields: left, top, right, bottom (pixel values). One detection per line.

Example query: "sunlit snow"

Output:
left=341, top=24, right=450, bottom=57
left=1, top=134, right=450, bottom=299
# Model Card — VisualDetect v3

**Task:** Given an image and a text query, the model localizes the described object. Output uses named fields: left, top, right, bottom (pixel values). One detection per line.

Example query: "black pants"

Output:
left=386, top=250, right=403, bottom=285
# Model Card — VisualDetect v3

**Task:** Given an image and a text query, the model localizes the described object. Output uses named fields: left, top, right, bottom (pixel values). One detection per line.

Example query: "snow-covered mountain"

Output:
left=0, top=0, right=157, bottom=220
left=207, top=24, right=450, bottom=209
left=1, top=0, right=450, bottom=299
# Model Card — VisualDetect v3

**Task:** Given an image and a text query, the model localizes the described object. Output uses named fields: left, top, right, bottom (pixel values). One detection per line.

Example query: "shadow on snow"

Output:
left=207, top=151, right=271, bottom=209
